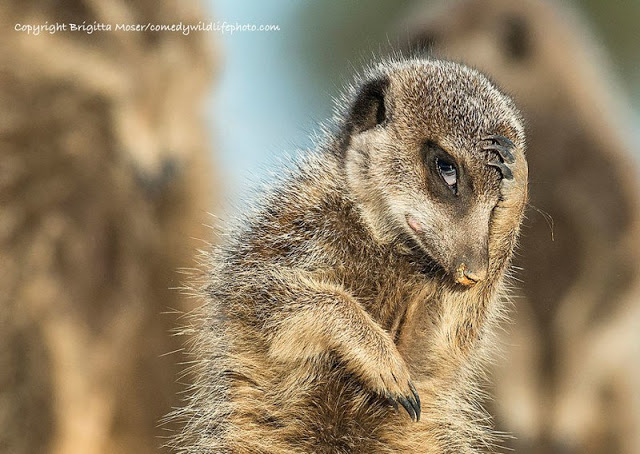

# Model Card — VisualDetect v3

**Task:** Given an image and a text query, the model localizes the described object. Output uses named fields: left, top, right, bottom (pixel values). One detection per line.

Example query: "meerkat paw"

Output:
left=359, top=347, right=421, bottom=422
left=383, top=380, right=421, bottom=423
left=482, top=134, right=527, bottom=207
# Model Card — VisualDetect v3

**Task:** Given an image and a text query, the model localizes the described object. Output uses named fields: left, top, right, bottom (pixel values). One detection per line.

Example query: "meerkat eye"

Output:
left=435, top=158, right=458, bottom=190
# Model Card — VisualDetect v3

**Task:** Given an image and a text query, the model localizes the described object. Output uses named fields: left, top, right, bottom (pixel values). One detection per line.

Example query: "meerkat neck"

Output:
left=342, top=151, right=398, bottom=249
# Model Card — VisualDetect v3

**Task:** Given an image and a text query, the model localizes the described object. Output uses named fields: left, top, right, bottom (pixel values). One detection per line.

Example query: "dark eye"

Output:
left=435, top=158, right=458, bottom=191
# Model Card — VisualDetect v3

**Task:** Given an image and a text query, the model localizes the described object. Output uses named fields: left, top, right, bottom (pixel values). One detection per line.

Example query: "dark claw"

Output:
left=406, top=393, right=420, bottom=422
left=409, top=382, right=421, bottom=422
left=482, top=143, right=515, bottom=164
left=397, top=395, right=417, bottom=422
left=483, top=134, right=515, bottom=149
left=488, top=159, right=513, bottom=180
left=482, top=135, right=516, bottom=163
left=482, top=135, right=516, bottom=165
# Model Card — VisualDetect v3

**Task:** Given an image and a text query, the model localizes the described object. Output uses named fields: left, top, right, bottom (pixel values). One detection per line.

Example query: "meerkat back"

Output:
left=173, top=58, right=528, bottom=453
left=402, top=0, right=640, bottom=452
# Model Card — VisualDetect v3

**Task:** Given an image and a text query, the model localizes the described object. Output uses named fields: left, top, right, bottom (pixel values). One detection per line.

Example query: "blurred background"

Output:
left=1, top=0, right=639, bottom=453
left=210, top=0, right=640, bottom=205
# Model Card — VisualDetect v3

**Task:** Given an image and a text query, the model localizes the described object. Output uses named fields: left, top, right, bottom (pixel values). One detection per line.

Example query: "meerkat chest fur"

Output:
left=176, top=58, right=527, bottom=454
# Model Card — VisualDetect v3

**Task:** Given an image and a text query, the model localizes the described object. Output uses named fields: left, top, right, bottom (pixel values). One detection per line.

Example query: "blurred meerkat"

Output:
left=172, top=58, right=528, bottom=453
left=402, top=0, right=640, bottom=452
left=0, top=1, right=217, bottom=453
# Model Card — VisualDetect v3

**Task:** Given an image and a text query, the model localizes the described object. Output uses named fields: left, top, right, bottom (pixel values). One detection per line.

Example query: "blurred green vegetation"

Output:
left=581, top=0, right=640, bottom=104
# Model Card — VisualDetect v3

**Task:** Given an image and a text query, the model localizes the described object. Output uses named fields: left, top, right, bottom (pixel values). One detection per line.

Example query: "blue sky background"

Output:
left=207, top=1, right=327, bottom=207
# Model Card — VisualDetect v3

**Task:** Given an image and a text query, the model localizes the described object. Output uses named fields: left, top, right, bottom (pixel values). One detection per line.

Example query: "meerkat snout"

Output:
left=456, top=261, right=487, bottom=286
left=407, top=213, right=489, bottom=286
left=455, top=241, right=490, bottom=286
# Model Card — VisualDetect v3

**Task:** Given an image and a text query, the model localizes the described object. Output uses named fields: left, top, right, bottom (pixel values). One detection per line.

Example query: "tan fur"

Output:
left=0, top=1, right=216, bottom=453
left=402, top=0, right=640, bottom=452
left=172, top=58, right=528, bottom=453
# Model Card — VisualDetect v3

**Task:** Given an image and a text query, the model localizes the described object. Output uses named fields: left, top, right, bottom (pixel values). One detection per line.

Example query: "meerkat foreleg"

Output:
left=482, top=135, right=528, bottom=271
left=267, top=274, right=421, bottom=421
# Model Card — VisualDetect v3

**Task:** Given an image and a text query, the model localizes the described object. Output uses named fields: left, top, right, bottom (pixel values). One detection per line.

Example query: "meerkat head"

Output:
left=340, top=59, right=524, bottom=287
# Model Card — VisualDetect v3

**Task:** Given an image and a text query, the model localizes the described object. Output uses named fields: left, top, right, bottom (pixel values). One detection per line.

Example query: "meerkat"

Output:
left=401, top=0, right=640, bottom=452
left=171, top=58, right=528, bottom=453
left=0, top=1, right=216, bottom=453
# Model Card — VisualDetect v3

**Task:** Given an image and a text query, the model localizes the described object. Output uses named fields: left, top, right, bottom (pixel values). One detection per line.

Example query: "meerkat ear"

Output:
left=347, top=76, right=390, bottom=134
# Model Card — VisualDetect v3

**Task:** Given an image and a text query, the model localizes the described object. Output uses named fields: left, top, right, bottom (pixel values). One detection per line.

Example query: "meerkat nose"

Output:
left=455, top=263, right=487, bottom=286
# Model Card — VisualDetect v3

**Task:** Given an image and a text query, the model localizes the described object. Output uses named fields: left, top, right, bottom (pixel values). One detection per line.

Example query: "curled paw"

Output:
left=482, top=134, right=516, bottom=180
left=367, top=353, right=421, bottom=422
left=482, top=134, right=527, bottom=207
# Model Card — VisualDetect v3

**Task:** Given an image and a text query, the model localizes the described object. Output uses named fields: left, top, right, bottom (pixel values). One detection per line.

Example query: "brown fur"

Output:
left=172, top=58, right=528, bottom=453
left=0, top=1, right=216, bottom=453
left=402, top=0, right=640, bottom=452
